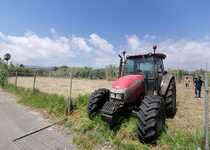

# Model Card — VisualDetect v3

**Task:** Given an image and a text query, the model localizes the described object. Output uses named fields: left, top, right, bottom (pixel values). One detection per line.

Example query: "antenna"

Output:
left=122, top=51, right=126, bottom=60
left=153, top=45, right=157, bottom=54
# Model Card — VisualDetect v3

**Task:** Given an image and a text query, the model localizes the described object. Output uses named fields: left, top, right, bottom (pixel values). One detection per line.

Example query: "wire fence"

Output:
left=8, top=71, right=112, bottom=98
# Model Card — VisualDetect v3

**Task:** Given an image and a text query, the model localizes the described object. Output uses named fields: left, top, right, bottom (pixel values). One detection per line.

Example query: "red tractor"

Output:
left=87, top=46, right=176, bottom=144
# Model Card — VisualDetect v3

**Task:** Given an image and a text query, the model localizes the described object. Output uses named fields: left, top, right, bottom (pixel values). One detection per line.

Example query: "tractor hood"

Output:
left=112, top=75, right=144, bottom=89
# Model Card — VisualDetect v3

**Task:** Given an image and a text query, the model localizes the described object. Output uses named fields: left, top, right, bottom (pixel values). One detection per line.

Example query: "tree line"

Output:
left=48, top=65, right=118, bottom=80
left=0, top=53, right=118, bottom=80
left=8, top=63, right=119, bottom=80
left=0, top=53, right=209, bottom=84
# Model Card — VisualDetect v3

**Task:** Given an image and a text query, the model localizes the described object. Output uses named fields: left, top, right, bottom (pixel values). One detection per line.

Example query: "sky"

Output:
left=0, top=0, right=210, bottom=70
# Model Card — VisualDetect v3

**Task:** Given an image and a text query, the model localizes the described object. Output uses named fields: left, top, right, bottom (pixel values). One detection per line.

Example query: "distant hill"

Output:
left=24, top=65, right=54, bottom=71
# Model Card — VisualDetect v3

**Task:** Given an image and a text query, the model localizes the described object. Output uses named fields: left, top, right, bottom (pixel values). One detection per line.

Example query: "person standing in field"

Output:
left=185, top=76, right=190, bottom=88
left=193, top=77, right=197, bottom=96
left=194, top=76, right=203, bottom=98
left=187, top=77, right=191, bottom=87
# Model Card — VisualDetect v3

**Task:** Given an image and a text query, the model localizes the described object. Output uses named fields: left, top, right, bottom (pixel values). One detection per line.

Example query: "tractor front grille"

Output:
left=101, top=101, right=121, bottom=115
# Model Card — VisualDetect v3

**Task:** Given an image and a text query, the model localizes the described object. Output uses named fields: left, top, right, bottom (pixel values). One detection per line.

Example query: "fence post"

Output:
left=33, top=72, right=37, bottom=92
left=67, top=72, right=73, bottom=114
left=15, top=71, right=18, bottom=88
left=204, top=71, right=209, bottom=150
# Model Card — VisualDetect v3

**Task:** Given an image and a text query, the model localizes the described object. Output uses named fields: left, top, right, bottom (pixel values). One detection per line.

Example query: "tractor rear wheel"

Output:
left=137, top=96, right=166, bottom=144
left=88, top=88, right=109, bottom=118
left=165, top=79, right=176, bottom=118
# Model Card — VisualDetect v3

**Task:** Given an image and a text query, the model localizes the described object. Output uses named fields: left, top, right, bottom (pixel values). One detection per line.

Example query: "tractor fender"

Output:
left=160, top=74, right=175, bottom=96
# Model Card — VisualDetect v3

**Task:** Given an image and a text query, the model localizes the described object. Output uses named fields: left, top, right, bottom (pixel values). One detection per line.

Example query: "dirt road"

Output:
left=0, top=89, right=75, bottom=150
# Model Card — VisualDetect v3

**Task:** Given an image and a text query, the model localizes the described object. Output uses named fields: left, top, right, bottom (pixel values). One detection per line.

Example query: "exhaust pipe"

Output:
left=118, top=54, right=122, bottom=78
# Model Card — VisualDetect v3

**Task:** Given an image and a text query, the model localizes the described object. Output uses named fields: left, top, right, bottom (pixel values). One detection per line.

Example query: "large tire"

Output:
left=165, top=79, right=176, bottom=118
left=88, top=88, right=109, bottom=118
left=137, top=96, right=166, bottom=144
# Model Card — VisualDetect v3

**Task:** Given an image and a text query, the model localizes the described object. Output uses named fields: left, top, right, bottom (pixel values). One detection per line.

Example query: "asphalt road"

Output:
left=0, top=89, right=75, bottom=150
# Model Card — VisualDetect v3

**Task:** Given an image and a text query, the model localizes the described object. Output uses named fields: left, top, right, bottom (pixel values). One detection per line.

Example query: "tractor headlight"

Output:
left=110, top=93, right=115, bottom=98
left=115, top=93, right=123, bottom=99
left=110, top=92, right=124, bottom=100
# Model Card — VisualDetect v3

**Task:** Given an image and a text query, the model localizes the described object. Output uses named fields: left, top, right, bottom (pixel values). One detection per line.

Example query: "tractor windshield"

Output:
left=126, top=57, right=154, bottom=76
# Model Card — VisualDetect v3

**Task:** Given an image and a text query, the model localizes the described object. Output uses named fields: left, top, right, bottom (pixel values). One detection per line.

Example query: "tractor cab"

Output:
left=125, top=53, right=166, bottom=77
left=119, top=47, right=167, bottom=95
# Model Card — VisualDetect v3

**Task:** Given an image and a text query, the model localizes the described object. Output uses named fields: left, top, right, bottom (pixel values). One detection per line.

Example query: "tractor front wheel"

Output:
left=137, top=96, right=166, bottom=144
left=87, top=88, right=109, bottom=118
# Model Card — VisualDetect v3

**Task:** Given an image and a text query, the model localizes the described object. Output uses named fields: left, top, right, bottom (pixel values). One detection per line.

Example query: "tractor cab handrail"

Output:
left=127, top=53, right=166, bottom=59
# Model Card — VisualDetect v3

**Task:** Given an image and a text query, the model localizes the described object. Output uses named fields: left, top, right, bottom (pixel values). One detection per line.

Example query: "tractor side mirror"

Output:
left=118, top=54, right=122, bottom=59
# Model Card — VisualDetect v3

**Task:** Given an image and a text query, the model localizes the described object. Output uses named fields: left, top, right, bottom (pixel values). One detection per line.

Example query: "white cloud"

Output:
left=127, top=35, right=141, bottom=50
left=89, top=33, right=114, bottom=54
left=72, top=37, right=91, bottom=52
left=0, top=30, right=210, bottom=70
left=0, top=31, right=115, bottom=67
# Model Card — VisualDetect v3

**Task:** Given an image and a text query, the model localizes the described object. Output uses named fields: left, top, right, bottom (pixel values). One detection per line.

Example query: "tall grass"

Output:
left=3, top=84, right=66, bottom=118
left=2, top=84, right=204, bottom=150
left=65, top=94, right=203, bottom=150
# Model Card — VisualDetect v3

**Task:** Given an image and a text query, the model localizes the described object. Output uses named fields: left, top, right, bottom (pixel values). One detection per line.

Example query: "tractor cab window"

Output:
left=126, top=58, right=154, bottom=76
left=155, top=58, right=164, bottom=73
left=126, top=59, right=135, bottom=73
left=136, top=62, right=153, bottom=72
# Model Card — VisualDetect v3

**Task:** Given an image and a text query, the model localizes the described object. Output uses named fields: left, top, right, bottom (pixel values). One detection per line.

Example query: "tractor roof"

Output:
left=127, top=53, right=166, bottom=59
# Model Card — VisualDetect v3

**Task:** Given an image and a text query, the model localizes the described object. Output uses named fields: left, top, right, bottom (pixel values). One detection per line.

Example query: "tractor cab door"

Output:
left=126, top=57, right=155, bottom=95
left=125, top=57, right=165, bottom=95
left=134, top=57, right=165, bottom=95
left=155, top=58, right=165, bottom=89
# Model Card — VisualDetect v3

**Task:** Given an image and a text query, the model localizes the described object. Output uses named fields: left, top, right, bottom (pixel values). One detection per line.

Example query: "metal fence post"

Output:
left=33, top=72, right=37, bottom=92
left=204, top=71, right=209, bottom=150
left=68, top=72, right=73, bottom=114
left=15, top=71, right=18, bottom=87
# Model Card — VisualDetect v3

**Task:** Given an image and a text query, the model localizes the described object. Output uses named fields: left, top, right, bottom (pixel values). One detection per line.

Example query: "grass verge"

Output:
left=3, top=84, right=66, bottom=118
left=2, top=84, right=204, bottom=150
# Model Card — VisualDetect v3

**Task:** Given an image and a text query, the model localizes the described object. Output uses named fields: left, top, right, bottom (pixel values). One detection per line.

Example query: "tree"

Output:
left=105, top=64, right=118, bottom=80
left=4, top=53, right=11, bottom=64
left=20, top=64, right=25, bottom=68
left=0, top=59, right=8, bottom=86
